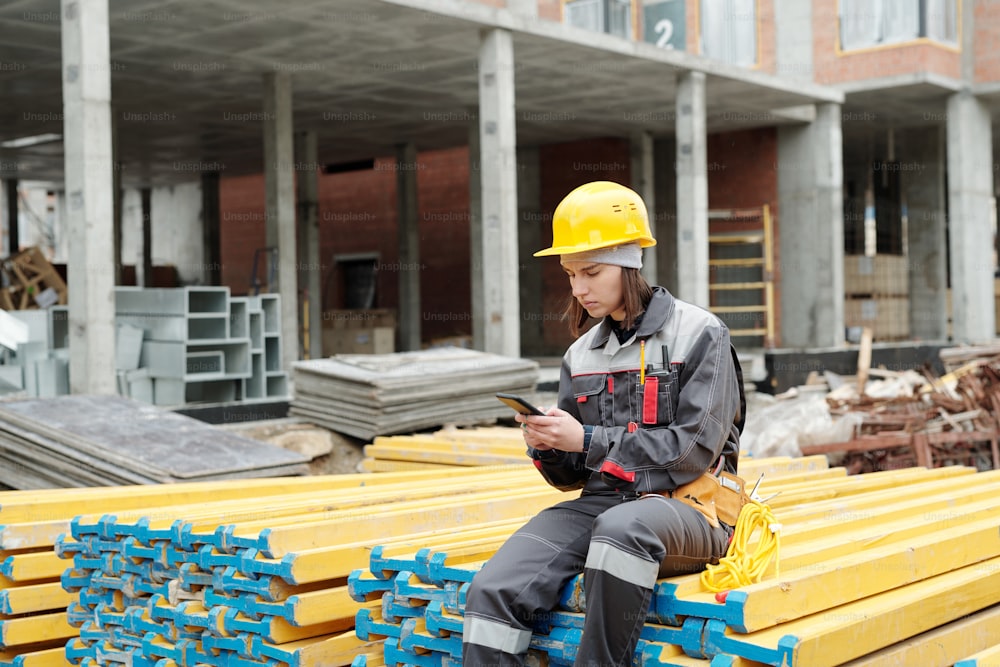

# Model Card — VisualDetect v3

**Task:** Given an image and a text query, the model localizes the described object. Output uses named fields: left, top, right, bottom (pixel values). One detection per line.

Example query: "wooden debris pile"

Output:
left=0, top=246, right=67, bottom=311
left=803, top=344, right=1000, bottom=472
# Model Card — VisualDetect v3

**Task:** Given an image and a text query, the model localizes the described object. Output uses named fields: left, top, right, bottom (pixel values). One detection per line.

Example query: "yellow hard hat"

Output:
left=534, top=181, right=656, bottom=257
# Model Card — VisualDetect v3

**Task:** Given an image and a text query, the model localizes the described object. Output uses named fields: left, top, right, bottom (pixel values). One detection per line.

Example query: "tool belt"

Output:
left=646, top=471, right=750, bottom=529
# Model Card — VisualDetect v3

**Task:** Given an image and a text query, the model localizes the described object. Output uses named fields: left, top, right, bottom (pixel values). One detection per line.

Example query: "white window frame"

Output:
left=839, top=0, right=958, bottom=51
left=700, top=0, right=758, bottom=67
left=564, top=0, right=633, bottom=40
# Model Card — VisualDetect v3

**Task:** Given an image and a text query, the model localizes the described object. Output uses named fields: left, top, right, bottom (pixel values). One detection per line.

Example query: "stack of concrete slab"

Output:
left=289, top=347, right=540, bottom=440
left=115, top=287, right=289, bottom=406
left=0, top=394, right=308, bottom=489
left=0, top=306, right=70, bottom=397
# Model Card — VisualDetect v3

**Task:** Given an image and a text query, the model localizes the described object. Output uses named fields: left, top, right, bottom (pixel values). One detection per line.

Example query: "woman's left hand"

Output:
left=519, top=408, right=586, bottom=453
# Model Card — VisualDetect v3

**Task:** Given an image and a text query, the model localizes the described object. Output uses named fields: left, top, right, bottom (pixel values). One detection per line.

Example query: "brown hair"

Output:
left=564, top=267, right=654, bottom=338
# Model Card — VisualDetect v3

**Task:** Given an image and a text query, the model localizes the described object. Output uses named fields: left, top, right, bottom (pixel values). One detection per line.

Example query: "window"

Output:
left=565, top=0, right=633, bottom=39
left=839, top=0, right=958, bottom=51
left=700, top=0, right=758, bottom=67
left=326, top=254, right=378, bottom=310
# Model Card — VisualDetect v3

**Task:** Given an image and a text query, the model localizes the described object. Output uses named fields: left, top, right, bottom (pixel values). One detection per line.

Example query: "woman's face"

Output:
left=562, top=260, right=626, bottom=321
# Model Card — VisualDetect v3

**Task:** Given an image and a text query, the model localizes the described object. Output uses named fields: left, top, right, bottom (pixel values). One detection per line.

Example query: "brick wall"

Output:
left=812, top=0, right=961, bottom=84
left=975, top=0, right=1000, bottom=83
left=219, top=147, right=474, bottom=346
left=706, top=128, right=782, bottom=346
left=538, top=0, right=561, bottom=21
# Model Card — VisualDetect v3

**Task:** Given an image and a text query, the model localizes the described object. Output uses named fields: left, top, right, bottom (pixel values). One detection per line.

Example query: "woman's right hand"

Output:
left=515, top=413, right=554, bottom=451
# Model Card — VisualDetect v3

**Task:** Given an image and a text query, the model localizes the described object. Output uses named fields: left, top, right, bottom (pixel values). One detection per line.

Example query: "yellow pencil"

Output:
left=639, top=339, right=645, bottom=385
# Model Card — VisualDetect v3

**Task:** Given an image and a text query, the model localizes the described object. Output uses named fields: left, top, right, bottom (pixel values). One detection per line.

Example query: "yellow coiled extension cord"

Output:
left=700, top=499, right=781, bottom=595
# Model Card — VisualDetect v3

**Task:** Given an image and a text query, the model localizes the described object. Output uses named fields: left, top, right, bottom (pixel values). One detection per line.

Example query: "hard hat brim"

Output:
left=533, top=237, right=657, bottom=258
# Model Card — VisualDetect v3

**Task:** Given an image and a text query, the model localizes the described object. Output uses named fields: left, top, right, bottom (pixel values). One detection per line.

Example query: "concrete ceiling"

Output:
left=0, top=0, right=846, bottom=187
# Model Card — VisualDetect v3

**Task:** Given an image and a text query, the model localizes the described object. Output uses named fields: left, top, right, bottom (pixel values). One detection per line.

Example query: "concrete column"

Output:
left=5, top=179, right=18, bottom=255
left=653, top=137, right=678, bottom=294
left=262, top=71, right=298, bottom=372
left=773, top=0, right=813, bottom=81
left=477, top=28, right=521, bottom=357
left=517, top=146, right=543, bottom=356
left=469, top=115, right=485, bottom=351
left=675, top=71, right=709, bottom=307
left=396, top=142, right=421, bottom=351
left=946, top=91, right=995, bottom=343
left=112, top=113, right=122, bottom=285
left=631, top=131, right=657, bottom=285
left=899, top=125, right=948, bottom=340
left=201, top=171, right=221, bottom=285
left=61, top=0, right=116, bottom=394
left=777, top=103, right=845, bottom=348
left=295, top=131, right=321, bottom=359
left=140, top=187, right=152, bottom=286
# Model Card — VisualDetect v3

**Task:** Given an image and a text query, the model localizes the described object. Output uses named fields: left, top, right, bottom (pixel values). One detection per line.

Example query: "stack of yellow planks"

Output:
left=6, top=441, right=1000, bottom=666
left=359, top=426, right=531, bottom=472
left=347, top=463, right=1000, bottom=667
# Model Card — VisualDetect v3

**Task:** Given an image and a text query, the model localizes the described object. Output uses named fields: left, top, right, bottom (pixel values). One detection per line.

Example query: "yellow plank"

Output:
left=288, top=587, right=366, bottom=627
left=0, top=580, right=73, bottom=615
left=665, top=476, right=1000, bottom=600
left=957, top=641, right=1000, bottom=667
left=274, top=517, right=528, bottom=584
left=1, top=551, right=65, bottom=582
left=0, top=466, right=525, bottom=523
left=0, top=611, right=74, bottom=648
left=738, top=454, right=830, bottom=477
left=735, top=512, right=1000, bottom=631
left=361, top=443, right=526, bottom=466
left=243, top=487, right=563, bottom=558
left=0, top=644, right=72, bottom=667
left=839, top=603, right=1000, bottom=666
left=763, top=466, right=974, bottom=508
left=260, top=630, right=384, bottom=667
left=73, top=469, right=545, bottom=534
left=359, top=459, right=458, bottom=472
left=720, top=555, right=1000, bottom=667
left=0, top=519, right=74, bottom=551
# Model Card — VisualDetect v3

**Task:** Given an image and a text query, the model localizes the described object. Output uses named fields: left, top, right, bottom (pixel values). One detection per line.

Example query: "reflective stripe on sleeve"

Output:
left=584, top=539, right=659, bottom=589
left=463, top=614, right=533, bottom=654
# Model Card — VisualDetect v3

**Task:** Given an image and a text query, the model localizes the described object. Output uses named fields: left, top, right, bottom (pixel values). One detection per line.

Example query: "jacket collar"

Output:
left=588, top=286, right=675, bottom=349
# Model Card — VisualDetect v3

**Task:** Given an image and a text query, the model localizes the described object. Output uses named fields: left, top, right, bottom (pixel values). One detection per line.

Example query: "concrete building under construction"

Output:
left=0, top=0, right=997, bottom=393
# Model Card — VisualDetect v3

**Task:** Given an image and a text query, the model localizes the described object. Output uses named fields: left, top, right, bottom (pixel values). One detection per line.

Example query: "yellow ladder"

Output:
left=707, top=205, right=775, bottom=348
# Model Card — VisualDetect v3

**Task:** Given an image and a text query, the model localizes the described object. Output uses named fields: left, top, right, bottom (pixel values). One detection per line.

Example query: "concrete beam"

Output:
left=946, top=91, right=996, bottom=343
left=476, top=28, right=520, bottom=357
left=396, top=142, right=421, bottom=352
left=631, top=131, right=657, bottom=285
left=62, top=0, right=117, bottom=394
left=900, top=125, right=948, bottom=340
left=262, top=71, right=298, bottom=372
left=777, top=103, right=845, bottom=348
left=295, top=131, right=321, bottom=360
left=675, top=71, right=709, bottom=307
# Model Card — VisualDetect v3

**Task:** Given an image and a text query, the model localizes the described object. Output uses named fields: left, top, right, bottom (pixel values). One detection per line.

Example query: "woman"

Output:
left=462, top=181, right=745, bottom=666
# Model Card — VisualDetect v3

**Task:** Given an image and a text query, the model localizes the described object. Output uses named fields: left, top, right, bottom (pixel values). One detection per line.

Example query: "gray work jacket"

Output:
left=531, top=286, right=743, bottom=495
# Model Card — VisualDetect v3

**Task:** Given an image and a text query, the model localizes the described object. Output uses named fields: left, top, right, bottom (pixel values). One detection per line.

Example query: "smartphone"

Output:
left=496, top=392, right=546, bottom=416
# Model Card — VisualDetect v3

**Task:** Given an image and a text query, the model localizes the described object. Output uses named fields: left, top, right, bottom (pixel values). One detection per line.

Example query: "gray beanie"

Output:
left=560, top=242, right=642, bottom=269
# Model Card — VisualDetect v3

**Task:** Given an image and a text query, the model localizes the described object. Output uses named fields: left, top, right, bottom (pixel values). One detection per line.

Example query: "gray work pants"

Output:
left=462, top=492, right=730, bottom=667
